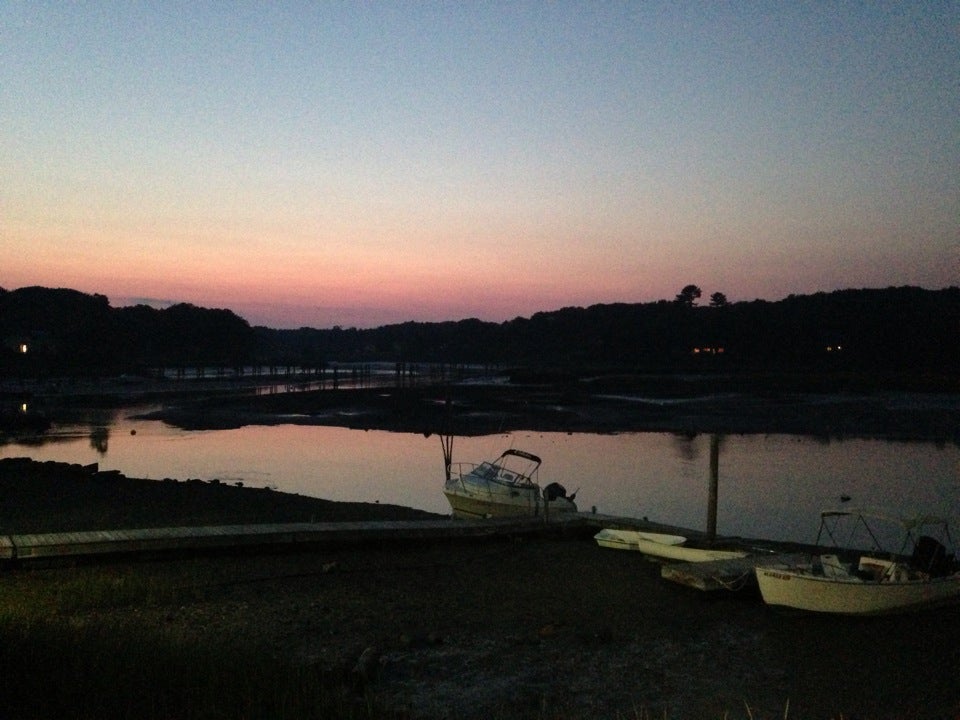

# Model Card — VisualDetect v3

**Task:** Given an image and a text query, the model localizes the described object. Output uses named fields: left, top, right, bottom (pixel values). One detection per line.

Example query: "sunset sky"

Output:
left=3, top=2, right=957, bottom=328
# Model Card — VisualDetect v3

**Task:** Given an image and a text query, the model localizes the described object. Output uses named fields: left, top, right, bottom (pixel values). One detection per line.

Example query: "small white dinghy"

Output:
left=594, top=528, right=686, bottom=551
left=594, top=528, right=749, bottom=562
left=635, top=539, right=749, bottom=563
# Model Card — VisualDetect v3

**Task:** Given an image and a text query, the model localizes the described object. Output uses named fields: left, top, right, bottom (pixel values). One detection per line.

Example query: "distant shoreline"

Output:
left=5, top=371, right=959, bottom=443
left=134, top=382, right=960, bottom=443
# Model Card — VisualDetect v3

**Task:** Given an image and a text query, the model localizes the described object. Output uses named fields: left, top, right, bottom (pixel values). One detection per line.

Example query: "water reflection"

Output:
left=669, top=432, right=700, bottom=461
left=89, top=427, right=109, bottom=454
left=1, top=415, right=957, bottom=546
left=707, top=434, right=719, bottom=539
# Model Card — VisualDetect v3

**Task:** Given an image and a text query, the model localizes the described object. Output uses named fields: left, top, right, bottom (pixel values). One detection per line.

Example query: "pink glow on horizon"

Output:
left=3, top=4, right=957, bottom=329
left=5, top=218, right=958, bottom=329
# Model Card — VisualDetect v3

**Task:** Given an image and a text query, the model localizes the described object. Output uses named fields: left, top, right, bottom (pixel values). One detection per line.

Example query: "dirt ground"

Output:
left=75, top=537, right=960, bottom=720
left=2, top=460, right=960, bottom=719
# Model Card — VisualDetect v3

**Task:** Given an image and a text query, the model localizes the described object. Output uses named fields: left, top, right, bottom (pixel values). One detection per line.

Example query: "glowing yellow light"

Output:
left=19, top=343, right=28, bottom=353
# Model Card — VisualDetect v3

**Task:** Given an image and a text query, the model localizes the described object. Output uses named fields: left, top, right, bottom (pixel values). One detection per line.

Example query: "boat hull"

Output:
left=443, top=487, right=576, bottom=519
left=443, top=448, right=577, bottom=519
left=755, top=566, right=960, bottom=615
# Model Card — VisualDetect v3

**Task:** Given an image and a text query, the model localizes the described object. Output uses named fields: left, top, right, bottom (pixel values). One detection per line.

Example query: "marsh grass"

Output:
left=0, top=564, right=393, bottom=720
left=0, top=564, right=826, bottom=720
left=0, top=620, right=375, bottom=719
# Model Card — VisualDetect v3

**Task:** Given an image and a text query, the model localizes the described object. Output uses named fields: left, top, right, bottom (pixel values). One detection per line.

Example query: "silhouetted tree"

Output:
left=675, top=285, right=702, bottom=307
left=0, top=287, right=116, bottom=376
left=156, top=303, right=253, bottom=367
left=709, top=292, right=728, bottom=308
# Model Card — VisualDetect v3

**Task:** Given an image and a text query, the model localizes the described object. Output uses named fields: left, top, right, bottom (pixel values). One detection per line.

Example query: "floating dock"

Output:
left=660, top=553, right=809, bottom=592
left=0, top=514, right=593, bottom=563
left=0, top=509, right=699, bottom=564
left=1, top=510, right=813, bottom=595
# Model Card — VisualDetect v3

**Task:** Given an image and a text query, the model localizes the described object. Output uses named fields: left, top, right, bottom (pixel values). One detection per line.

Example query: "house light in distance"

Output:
left=19, top=343, right=28, bottom=354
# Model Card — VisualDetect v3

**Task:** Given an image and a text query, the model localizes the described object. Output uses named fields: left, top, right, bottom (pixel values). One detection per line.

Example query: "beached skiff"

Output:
left=593, top=528, right=686, bottom=551
left=755, top=510, right=960, bottom=615
left=634, top=539, right=749, bottom=563
left=593, top=528, right=748, bottom=562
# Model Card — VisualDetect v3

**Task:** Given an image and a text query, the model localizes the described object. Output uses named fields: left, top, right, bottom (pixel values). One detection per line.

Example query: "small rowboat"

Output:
left=634, top=539, right=749, bottom=563
left=593, top=528, right=686, bottom=551
left=594, top=528, right=748, bottom=562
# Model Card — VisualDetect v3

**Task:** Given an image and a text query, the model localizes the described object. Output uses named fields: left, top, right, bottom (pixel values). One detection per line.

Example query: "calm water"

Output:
left=3, top=406, right=958, bottom=545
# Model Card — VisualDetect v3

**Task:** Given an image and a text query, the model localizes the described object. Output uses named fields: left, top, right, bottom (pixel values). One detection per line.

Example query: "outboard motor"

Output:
left=911, top=535, right=952, bottom=577
left=543, top=482, right=568, bottom=502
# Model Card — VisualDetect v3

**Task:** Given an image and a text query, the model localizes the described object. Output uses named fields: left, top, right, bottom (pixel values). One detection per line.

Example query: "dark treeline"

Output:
left=0, top=287, right=254, bottom=377
left=1, top=285, right=958, bottom=380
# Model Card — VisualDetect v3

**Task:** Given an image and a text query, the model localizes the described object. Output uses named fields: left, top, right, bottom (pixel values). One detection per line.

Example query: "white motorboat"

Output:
left=755, top=510, right=960, bottom=615
left=443, top=449, right=577, bottom=519
left=593, top=528, right=686, bottom=551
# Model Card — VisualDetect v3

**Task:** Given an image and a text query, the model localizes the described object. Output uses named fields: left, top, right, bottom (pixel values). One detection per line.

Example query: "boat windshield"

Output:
left=474, top=462, right=499, bottom=479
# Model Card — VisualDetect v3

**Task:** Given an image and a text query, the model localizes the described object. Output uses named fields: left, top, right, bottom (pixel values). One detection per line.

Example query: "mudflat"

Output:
left=2, top=459, right=959, bottom=719
left=135, top=381, right=960, bottom=442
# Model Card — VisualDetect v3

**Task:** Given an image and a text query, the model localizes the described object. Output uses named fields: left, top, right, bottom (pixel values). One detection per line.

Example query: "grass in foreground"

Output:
left=0, top=562, right=832, bottom=720
left=0, top=563, right=395, bottom=720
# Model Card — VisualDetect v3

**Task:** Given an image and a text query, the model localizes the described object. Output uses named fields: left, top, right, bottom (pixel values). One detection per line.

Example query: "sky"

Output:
left=2, top=2, right=958, bottom=329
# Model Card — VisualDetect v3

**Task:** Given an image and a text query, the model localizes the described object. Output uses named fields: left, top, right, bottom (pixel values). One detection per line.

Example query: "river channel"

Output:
left=3, top=404, right=958, bottom=547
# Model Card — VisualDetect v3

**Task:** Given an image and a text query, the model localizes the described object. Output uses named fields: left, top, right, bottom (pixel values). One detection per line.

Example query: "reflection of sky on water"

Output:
left=2, top=412, right=958, bottom=545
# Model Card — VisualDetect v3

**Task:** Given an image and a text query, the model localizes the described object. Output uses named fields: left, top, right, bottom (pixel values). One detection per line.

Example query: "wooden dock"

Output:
left=0, top=509, right=698, bottom=564
left=659, top=553, right=808, bottom=592
left=0, top=514, right=593, bottom=563
left=1, top=510, right=812, bottom=594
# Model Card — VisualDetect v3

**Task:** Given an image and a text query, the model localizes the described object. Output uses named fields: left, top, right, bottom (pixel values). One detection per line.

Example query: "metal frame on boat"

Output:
left=755, top=509, right=960, bottom=615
